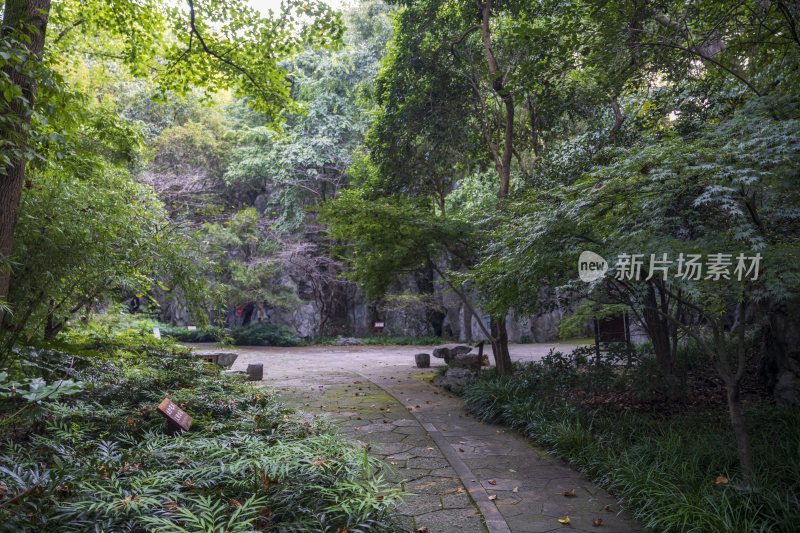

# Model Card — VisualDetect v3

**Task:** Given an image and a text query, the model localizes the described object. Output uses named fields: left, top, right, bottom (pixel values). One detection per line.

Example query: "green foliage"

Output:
left=321, top=191, right=474, bottom=297
left=222, top=3, right=393, bottom=230
left=228, top=322, right=299, bottom=347
left=0, top=329, right=400, bottom=532
left=166, top=325, right=223, bottom=343
left=48, top=0, right=345, bottom=122
left=201, top=208, right=300, bottom=315
left=2, top=99, right=213, bottom=356
left=153, top=119, right=233, bottom=178
left=463, top=364, right=800, bottom=532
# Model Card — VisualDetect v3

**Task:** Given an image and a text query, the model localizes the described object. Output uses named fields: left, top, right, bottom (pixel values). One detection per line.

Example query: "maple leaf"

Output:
left=558, top=516, right=570, bottom=524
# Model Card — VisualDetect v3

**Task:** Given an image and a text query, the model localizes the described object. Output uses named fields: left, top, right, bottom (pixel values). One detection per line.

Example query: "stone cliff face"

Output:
left=142, top=165, right=571, bottom=342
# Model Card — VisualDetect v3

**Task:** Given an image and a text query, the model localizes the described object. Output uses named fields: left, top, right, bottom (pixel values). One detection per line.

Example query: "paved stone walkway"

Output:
left=194, top=344, right=640, bottom=533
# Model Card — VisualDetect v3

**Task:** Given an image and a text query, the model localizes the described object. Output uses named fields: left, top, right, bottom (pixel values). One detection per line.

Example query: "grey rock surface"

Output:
left=336, top=337, right=363, bottom=346
left=433, top=367, right=476, bottom=394
left=775, top=370, right=800, bottom=406
left=450, top=352, right=488, bottom=370
left=415, top=353, right=430, bottom=368
left=246, top=363, right=263, bottom=381
left=195, top=351, right=238, bottom=368
left=432, top=344, right=473, bottom=364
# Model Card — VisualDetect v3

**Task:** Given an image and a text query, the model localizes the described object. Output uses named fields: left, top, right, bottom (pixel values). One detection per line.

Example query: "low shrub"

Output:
left=229, top=322, right=298, bottom=347
left=0, top=331, right=400, bottom=532
left=165, top=324, right=223, bottom=343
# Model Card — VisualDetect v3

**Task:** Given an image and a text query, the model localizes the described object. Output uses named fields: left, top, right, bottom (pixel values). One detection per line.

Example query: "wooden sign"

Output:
left=374, top=322, right=385, bottom=328
left=157, top=397, right=192, bottom=433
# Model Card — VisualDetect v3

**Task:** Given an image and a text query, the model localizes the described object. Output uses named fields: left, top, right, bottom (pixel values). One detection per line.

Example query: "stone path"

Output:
left=195, top=344, right=640, bottom=533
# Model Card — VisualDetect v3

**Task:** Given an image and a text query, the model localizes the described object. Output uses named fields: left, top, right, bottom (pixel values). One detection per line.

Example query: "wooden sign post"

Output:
left=374, top=321, right=384, bottom=338
left=157, top=397, right=192, bottom=435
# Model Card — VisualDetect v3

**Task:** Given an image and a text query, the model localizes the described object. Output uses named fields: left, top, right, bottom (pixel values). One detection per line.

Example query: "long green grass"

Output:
left=463, top=370, right=800, bottom=532
left=0, top=329, right=402, bottom=532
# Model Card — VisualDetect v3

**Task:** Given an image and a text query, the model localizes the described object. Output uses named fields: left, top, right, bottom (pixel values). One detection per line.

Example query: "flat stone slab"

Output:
left=195, top=351, right=238, bottom=367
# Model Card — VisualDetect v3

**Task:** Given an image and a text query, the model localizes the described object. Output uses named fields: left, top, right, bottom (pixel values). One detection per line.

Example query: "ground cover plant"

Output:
left=461, top=345, right=800, bottom=532
left=0, top=326, right=401, bottom=532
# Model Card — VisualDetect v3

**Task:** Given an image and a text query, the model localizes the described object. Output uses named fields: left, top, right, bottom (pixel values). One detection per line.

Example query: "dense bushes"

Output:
left=462, top=351, right=800, bottom=532
left=0, top=331, right=399, bottom=532
left=228, top=322, right=299, bottom=347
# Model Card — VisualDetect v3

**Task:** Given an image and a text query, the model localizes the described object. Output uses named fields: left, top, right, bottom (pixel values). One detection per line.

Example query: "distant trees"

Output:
left=0, top=0, right=343, bottom=331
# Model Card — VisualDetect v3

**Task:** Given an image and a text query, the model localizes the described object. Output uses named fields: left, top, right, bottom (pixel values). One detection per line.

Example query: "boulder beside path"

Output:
left=431, top=344, right=473, bottom=364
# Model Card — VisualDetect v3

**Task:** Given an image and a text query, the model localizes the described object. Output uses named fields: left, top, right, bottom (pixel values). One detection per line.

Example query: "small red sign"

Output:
left=157, top=397, right=192, bottom=432
left=236, top=308, right=244, bottom=315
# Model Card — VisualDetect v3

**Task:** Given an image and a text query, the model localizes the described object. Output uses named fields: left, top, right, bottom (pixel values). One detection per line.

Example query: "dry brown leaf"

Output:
left=562, top=488, right=575, bottom=497
left=488, top=479, right=497, bottom=485
left=456, top=487, right=464, bottom=494
left=488, top=494, right=497, bottom=501
left=604, top=505, right=612, bottom=512
left=416, top=528, right=429, bottom=533
left=0, top=483, right=7, bottom=496
left=593, top=518, right=603, bottom=527
left=459, top=448, right=465, bottom=452
left=715, top=475, right=729, bottom=485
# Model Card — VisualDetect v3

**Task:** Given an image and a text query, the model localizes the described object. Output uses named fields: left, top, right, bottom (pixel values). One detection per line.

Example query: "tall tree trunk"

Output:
left=490, top=316, right=512, bottom=375
left=0, top=0, right=51, bottom=329
left=476, top=0, right=514, bottom=374
left=642, top=281, right=678, bottom=398
left=725, top=377, right=755, bottom=479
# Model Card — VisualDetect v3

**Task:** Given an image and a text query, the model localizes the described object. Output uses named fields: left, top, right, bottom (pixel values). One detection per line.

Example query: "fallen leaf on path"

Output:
left=456, top=487, right=464, bottom=494
left=459, top=448, right=465, bottom=452
left=562, top=489, right=575, bottom=497
left=715, top=475, right=729, bottom=485
left=512, top=487, right=519, bottom=493
left=488, top=479, right=497, bottom=485
left=427, top=447, right=435, bottom=450
left=558, top=517, right=570, bottom=525
left=604, top=505, right=612, bottom=512
left=488, top=494, right=497, bottom=501
left=593, top=518, right=603, bottom=526
left=416, top=528, right=428, bottom=533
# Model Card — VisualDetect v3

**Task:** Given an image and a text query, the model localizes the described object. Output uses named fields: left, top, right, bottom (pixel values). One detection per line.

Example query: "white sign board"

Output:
left=153, top=327, right=161, bottom=339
